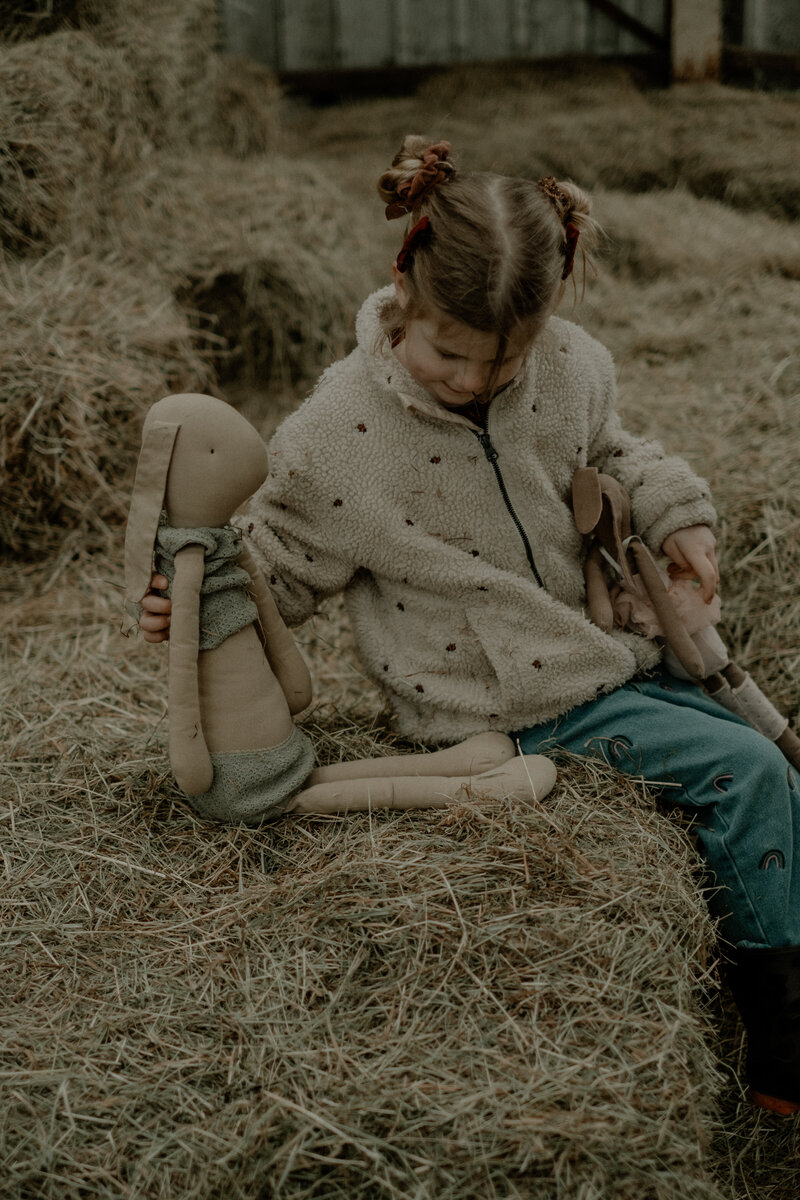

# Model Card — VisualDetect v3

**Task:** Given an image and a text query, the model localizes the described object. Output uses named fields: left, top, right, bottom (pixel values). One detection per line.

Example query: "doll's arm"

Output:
left=238, top=543, right=312, bottom=715
left=168, top=544, right=214, bottom=795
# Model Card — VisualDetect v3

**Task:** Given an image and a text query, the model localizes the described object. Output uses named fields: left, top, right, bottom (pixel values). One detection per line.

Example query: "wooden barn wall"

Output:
left=743, top=0, right=800, bottom=52
left=220, top=0, right=669, bottom=72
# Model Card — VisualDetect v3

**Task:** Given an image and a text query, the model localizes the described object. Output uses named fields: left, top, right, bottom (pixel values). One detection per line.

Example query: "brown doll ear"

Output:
left=572, top=467, right=603, bottom=534
left=121, top=420, right=180, bottom=635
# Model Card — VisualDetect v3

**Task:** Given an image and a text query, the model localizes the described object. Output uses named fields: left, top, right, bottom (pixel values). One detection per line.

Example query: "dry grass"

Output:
left=0, top=2, right=275, bottom=253
left=289, top=62, right=800, bottom=225
left=0, top=567, right=723, bottom=1200
left=2, top=27, right=800, bottom=1200
left=0, top=15, right=369, bottom=560
left=0, top=152, right=373, bottom=560
left=0, top=253, right=210, bottom=557
left=0, top=31, right=144, bottom=252
left=114, top=152, right=374, bottom=388
left=580, top=213, right=800, bottom=721
left=417, top=64, right=800, bottom=220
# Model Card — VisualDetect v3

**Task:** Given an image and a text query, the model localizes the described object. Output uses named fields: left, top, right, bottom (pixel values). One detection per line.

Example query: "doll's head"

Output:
left=123, top=393, right=268, bottom=632
left=143, top=393, right=268, bottom=528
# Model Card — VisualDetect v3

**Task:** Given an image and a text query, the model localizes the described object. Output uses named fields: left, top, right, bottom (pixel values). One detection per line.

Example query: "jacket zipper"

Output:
left=474, top=430, right=545, bottom=589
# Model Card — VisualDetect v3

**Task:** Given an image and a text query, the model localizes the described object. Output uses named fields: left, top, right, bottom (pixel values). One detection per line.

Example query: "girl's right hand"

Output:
left=140, top=574, right=172, bottom=642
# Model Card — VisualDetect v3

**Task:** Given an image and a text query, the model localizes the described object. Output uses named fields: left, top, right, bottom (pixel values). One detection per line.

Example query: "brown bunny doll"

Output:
left=572, top=467, right=800, bottom=770
left=123, top=393, right=557, bottom=823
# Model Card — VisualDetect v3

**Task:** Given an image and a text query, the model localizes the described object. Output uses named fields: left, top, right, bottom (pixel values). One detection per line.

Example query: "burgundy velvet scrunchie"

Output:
left=385, top=141, right=452, bottom=220
left=395, top=216, right=431, bottom=273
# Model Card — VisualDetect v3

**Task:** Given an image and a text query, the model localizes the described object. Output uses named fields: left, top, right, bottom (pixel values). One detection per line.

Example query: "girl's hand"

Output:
left=661, top=525, right=719, bottom=604
left=140, top=574, right=172, bottom=642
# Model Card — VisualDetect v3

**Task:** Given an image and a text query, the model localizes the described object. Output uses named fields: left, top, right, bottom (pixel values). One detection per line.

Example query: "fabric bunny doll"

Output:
left=572, top=467, right=800, bottom=770
left=122, top=393, right=557, bottom=823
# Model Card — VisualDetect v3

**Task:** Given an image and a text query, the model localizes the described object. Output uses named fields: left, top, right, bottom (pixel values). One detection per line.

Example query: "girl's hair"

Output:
left=377, top=135, right=599, bottom=396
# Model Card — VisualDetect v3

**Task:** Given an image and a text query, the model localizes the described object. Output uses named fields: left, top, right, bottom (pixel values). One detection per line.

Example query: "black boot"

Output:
left=725, top=944, right=800, bottom=1115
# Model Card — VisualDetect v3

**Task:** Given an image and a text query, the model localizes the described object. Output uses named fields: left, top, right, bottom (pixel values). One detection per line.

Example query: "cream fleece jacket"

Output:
left=242, top=287, right=716, bottom=743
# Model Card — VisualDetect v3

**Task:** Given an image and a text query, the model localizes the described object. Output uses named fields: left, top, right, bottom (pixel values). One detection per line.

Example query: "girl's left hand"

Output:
left=661, top=525, right=719, bottom=603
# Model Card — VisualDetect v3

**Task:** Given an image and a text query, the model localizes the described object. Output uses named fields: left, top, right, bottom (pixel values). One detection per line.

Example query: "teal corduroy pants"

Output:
left=515, top=671, right=800, bottom=950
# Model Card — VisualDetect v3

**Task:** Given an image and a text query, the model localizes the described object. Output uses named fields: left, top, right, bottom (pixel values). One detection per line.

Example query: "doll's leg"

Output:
left=286, top=753, right=556, bottom=814
left=304, top=731, right=516, bottom=785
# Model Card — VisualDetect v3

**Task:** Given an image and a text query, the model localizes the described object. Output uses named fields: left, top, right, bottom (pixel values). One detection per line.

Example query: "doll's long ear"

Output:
left=572, top=467, right=602, bottom=535
left=121, top=420, right=180, bottom=635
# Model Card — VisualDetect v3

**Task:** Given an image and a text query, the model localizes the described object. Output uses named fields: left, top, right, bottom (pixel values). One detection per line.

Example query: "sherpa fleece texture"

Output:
left=241, top=287, right=716, bottom=744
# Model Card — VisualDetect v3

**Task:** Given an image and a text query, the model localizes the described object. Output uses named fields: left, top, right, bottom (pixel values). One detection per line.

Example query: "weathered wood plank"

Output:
left=219, top=0, right=673, bottom=72
left=394, top=0, right=454, bottom=65
left=281, top=0, right=335, bottom=71
left=616, top=0, right=667, bottom=56
left=744, top=0, right=800, bottom=53
left=671, top=0, right=722, bottom=82
left=335, top=0, right=395, bottom=68
left=460, top=0, right=514, bottom=62
left=584, top=0, right=666, bottom=51
left=221, top=0, right=279, bottom=64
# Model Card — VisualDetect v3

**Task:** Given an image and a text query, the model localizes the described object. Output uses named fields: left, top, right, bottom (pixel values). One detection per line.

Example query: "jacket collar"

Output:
left=355, top=286, right=534, bottom=431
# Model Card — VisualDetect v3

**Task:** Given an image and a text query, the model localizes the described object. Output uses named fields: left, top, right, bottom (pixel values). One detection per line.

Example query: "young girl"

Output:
left=141, top=137, right=800, bottom=1114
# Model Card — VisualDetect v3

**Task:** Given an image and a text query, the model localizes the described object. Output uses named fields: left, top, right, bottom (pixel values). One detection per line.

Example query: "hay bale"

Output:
left=0, top=31, right=143, bottom=252
left=0, top=147, right=371, bottom=558
left=116, top=152, right=374, bottom=387
left=579, top=266, right=800, bottom=722
left=594, top=187, right=800, bottom=283
left=412, top=66, right=800, bottom=221
left=0, top=3, right=279, bottom=254
left=82, top=0, right=223, bottom=151
left=215, top=54, right=284, bottom=159
left=87, top=1, right=283, bottom=158
left=0, top=253, right=210, bottom=557
left=0, top=566, right=723, bottom=1197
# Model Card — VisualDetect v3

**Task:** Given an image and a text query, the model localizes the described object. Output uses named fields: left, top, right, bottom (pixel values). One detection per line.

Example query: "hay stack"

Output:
left=0, top=253, right=210, bottom=556
left=594, top=187, right=800, bottom=283
left=0, top=3, right=367, bottom=559
left=416, top=66, right=800, bottom=220
left=0, top=32, right=143, bottom=252
left=0, top=153, right=372, bottom=558
left=0, top=2, right=279, bottom=253
left=581, top=188, right=800, bottom=723
left=80, top=0, right=223, bottom=151
left=0, top=567, right=723, bottom=1197
left=215, top=55, right=284, bottom=159
left=115, top=152, right=373, bottom=386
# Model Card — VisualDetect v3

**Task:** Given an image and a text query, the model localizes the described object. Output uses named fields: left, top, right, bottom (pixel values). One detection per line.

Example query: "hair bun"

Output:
left=377, top=136, right=455, bottom=220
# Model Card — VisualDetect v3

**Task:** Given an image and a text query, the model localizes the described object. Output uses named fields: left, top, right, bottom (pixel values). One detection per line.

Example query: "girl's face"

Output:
left=393, top=276, right=530, bottom=408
